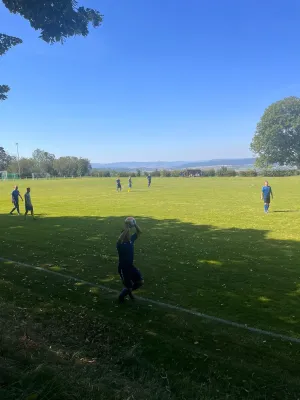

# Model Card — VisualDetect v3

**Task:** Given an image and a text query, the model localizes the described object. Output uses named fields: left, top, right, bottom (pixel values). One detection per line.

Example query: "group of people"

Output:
left=116, top=174, right=152, bottom=192
left=6, top=180, right=274, bottom=303
left=9, top=186, right=35, bottom=219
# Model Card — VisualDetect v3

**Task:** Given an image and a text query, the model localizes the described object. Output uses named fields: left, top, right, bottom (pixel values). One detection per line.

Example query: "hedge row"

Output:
left=90, top=168, right=300, bottom=178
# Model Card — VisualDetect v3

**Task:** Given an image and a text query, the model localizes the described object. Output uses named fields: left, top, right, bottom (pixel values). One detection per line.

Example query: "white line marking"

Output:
left=1, top=256, right=300, bottom=344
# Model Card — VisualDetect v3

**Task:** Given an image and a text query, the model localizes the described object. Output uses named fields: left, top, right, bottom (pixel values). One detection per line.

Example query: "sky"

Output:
left=1, top=0, right=300, bottom=163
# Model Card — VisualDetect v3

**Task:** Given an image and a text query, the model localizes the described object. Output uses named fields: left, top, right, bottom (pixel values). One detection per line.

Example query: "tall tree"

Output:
left=8, top=157, right=35, bottom=177
left=251, top=97, right=300, bottom=168
left=0, top=146, right=11, bottom=170
left=1, top=0, right=103, bottom=100
left=32, top=148, right=55, bottom=174
left=77, top=158, right=91, bottom=176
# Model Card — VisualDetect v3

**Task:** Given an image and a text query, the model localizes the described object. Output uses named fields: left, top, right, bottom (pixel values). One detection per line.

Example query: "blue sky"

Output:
left=1, top=0, right=300, bottom=163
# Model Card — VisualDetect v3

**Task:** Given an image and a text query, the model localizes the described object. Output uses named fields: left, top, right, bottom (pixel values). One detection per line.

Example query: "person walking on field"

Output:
left=10, top=185, right=23, bottom=215
left=24, top=188, right=35, bottom=219
left=261, top=181, right=273, bottom=213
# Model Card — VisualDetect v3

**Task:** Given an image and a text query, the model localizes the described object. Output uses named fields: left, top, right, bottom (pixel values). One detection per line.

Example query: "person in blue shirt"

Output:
left=117, top=220, right=143, bottom=303
left=147, top=174, right=152, bottom=187
left=261, top=181, right=273, bottom=213
left=10, top=185, right=23, bottom=215
left=116, top=177, right=122, bottom=192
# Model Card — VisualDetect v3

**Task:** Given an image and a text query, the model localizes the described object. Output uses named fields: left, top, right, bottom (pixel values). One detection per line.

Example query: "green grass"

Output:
left=1, top=177, right=300, bottom=399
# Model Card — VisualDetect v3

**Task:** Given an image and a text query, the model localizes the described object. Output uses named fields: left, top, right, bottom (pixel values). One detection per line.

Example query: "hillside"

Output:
left=92, top=158, right=256, bottom=171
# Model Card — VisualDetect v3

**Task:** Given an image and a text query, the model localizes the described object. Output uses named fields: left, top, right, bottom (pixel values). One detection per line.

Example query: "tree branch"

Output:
left=0, top=85, right=10, bottom=101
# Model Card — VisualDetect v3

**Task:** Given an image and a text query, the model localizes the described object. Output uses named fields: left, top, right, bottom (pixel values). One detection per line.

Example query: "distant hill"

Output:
left=92, top=158, right=256, bottom=171
left=180, top=158, right=256, bottom=169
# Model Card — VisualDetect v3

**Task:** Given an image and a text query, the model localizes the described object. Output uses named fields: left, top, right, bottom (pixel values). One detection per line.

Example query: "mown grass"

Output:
left=0, top=177, right=300, bottom=399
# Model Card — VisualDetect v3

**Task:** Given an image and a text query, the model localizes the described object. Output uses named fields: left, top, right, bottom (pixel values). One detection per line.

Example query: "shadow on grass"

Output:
left=1, top=213, right=300, bottom=399
left=273, top=210, right=300, bottom=213
left=0, top=213, right=300, bottom=335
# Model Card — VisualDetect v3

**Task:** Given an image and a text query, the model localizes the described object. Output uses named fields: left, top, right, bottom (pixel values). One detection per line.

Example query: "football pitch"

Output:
left=1, top=177, right=300, bottom=399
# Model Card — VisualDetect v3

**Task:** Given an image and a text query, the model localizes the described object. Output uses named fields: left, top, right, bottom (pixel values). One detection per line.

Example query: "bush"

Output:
left=160, top=169, right=171, bottom=177
left=171, top=170, right=181, bottom=177
left=216, top=166, right=236, bottom=177
left=239, top=170, right=258, bottom=177
left=90, top=170, right=111, bottom=177
left=258, top=169, right=299, bottom=177
left=151, top=169, right=161, bottom=177
left=202, top=168, right=216, bottom=177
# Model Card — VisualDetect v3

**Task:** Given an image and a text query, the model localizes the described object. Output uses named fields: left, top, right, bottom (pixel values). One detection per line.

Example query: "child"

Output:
left=24, top=188, right=35, bottom=219
left=261, top=181, right=273, bottom=213
left=117, top=220, right=143, bottom=302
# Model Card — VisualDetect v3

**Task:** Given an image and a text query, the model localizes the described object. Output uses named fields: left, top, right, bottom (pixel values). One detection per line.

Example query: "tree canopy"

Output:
left=250, top=97, right=300, bottom=168
left=3, top=146, right=91, bottom=177
left=0, top=146, right=12, bottom=170
left=1, top=0, right=103, bottom=100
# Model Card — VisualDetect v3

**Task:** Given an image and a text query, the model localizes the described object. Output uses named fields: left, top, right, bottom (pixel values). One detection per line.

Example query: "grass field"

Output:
left=1, top=177, right=300, bottom=399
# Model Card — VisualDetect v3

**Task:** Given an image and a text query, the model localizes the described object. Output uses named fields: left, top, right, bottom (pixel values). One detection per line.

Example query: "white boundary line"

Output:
left=1, top=256, right=300, bottom=345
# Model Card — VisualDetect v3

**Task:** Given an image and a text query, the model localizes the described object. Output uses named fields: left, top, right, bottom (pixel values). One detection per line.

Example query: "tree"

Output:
left=1, top=0, right=103, bottom=100
left=77, top=158, right=91, bottom=176
left=32, top=149, right=55, bottom=174
left=8, top=157, right=35, bottom=177
left=0, top=146, right=11, bottom=170
left=216, top=166, right=236, bottom=177
left=250, top=97, right=300, bottom=168
left=0, top=33, right=22, bottom=100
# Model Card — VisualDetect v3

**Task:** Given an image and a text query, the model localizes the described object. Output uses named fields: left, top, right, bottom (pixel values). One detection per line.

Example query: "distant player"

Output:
left=117, top=220, right=143, bottom=303
left=24, top=188, right=35, bottom=219
left=128, top=176, right=132, bottom=192
left=147, top=174, right=152, bottom=187
left=10, top=185, right=23, bottom=215
left=261, top=181, right=273, bottom=213
left=116, top=177, right=122, bottom=192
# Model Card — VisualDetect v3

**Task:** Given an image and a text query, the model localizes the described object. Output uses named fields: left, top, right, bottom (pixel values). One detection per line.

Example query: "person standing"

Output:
left=147, top=174, right=152, bottom=187
left=117, top=220, right=143, bottom=303
left=24, top=188, right=35, bottom=219
left=261, top=181, right=273, bottom=213
left=10, top=185, right=23, bottom=215
left=128, top=176, right=132, bottom=192
left=116, top=177, right=122, bottom=192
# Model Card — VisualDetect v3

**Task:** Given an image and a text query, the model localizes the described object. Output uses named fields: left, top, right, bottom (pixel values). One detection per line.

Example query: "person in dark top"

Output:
left=147, top=174, right=152, bottom=187
left=261, top=181, right=273, bottom=213
left=10, top=185, right=23, bottom=215
left=116, top=177, right=122, bottom=192
left=117, top=220, right=143, bottom=302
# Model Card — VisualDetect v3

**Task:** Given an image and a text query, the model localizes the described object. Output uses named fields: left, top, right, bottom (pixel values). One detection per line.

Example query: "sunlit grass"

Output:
left=1, top=177, right=300, bottom=398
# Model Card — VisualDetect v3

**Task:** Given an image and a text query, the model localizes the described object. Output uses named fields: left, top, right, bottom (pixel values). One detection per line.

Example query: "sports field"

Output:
left=1, top=177, right=300, bottom=399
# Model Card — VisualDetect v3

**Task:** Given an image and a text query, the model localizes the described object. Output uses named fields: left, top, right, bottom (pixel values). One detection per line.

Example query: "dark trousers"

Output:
left=10, top=201, right=20, bottom=214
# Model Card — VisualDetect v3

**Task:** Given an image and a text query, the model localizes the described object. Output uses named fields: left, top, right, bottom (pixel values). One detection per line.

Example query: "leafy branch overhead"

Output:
left=0, top=84, right=10, bottom=101
left=0, top=0, right=103, bottom=100
left=0, top=33, right=22, bottom=56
